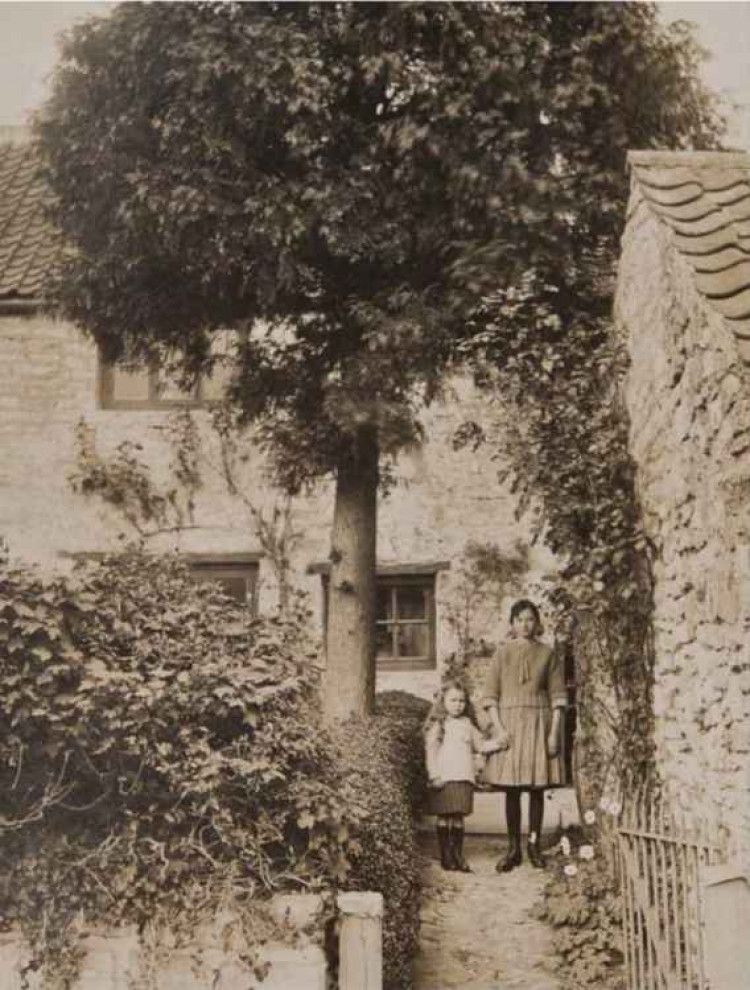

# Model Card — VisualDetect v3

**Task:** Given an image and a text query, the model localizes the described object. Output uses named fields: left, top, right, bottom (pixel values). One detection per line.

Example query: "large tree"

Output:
left=35, top=2, right=718, bottom=720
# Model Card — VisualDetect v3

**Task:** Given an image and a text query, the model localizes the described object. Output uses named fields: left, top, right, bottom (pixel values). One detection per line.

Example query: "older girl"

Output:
left=424, top=681, right=502, bottom=872
left=480, top=599, right=567, bottom=871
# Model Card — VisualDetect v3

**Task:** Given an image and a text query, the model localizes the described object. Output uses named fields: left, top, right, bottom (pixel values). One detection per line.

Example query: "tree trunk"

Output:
left=323, top=426, right=378, bottom=721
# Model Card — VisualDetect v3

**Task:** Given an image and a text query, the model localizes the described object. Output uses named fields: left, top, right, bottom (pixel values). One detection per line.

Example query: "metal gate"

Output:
left=616, top=792, right=727, bottom=990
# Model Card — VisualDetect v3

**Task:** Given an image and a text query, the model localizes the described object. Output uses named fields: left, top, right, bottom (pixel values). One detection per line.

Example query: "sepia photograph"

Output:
left=0, top=2, right=749, bottom=988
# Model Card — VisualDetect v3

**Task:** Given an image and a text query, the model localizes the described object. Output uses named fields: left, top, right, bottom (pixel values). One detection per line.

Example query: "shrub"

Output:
left=331, top=691, right=430, bottom=990
left=536, top=826, right=625, bottom=990
left=0, top=550, right=361, bottom=981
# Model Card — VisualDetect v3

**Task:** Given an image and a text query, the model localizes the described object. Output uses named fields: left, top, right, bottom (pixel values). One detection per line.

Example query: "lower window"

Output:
left=375, top=576, right=435, bottom=670
left=188, top=558, right=258, bottom=610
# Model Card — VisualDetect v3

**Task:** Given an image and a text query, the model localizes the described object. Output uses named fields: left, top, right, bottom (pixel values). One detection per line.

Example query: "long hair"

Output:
left=423, top=679, right=480, bottom=746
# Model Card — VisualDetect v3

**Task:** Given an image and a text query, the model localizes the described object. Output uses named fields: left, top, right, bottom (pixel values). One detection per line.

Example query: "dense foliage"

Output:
left=331, top=691, right=430, bottom=990
left=537, top=822, right=625, bottom=990
left=35, top=1, right=720, bottom=717
left=35, top=1, right=719, bottom=483
left=0, top=551, right=361, bottom=982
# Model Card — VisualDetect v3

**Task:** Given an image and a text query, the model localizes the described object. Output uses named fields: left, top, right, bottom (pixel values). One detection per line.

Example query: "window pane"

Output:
left=202, top=330, right=238, bottom=401
left=155, top=368, right=199, bottom=402
left=397, top=622, right=429, bottom=658
left=191, top=573, right=249, bottom=601
left=376, top=587, right=393, bottom=621
left=189, top=565, right=257, bottom=607
left=396, top=586, right=426, bottom=620
left=109, top=366, right=151, bottom=402
left=375, top=623, right=394, bottom=657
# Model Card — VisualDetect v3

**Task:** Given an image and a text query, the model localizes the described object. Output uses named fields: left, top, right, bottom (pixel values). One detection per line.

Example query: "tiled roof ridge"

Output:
left=629, top=149, right=750, bottom=365
left=628, top=150, right=750, bottom=170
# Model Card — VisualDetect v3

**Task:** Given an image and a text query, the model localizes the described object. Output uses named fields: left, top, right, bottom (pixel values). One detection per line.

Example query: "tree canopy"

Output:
left=35, top=0, right=720, bottom=487
left=35, top=1, right=720, bottom=718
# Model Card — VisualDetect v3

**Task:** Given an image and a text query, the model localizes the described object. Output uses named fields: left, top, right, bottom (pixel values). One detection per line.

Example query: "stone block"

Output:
left=703, top=865, right=750, bottom=990
left=0, top=909, right=327, bottom=990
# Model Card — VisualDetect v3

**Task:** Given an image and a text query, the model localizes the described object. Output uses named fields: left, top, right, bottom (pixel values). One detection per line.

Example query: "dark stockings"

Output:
left=436, top=819, right=454, bottom=870
left=497, top=789, right=547, bottom=872
left=448, top=815, right=471, bottom=873
left=528, top=789, right=546, bottom=868
left=497, top=789, right=523, bottom=873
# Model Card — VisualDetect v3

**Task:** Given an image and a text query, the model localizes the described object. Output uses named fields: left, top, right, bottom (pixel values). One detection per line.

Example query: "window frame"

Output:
left=186, top=554, right=260, bottom=613
left=98, top=357, right=204, bottom=411
left=317, top=565, right=444, bottom=672
left=374, top=574, right=436, bottom=671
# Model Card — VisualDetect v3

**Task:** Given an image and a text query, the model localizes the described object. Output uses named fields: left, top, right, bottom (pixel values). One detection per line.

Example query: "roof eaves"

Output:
left=0, top=298, right=43, bottom=314
left=628, top=150, right=750, bottom=170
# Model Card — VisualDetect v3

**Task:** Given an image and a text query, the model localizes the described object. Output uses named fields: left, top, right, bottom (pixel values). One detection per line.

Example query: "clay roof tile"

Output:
left=629, top=150, right=750, bottom=366
left=0, top=138, right=60, bottom=304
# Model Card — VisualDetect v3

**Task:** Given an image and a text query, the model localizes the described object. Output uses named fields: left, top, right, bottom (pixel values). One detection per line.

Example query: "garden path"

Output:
left=414, top=835, right=562, bottom=990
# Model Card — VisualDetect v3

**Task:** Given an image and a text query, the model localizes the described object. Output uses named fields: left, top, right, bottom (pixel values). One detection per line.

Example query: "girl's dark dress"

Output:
left=479, top=640, right=567, bottom=789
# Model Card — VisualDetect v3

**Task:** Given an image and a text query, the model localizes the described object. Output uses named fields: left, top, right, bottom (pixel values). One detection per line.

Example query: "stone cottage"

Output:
left=616, top=150, right=750, bottom=844
left=0, top=126, right=556, bottom=706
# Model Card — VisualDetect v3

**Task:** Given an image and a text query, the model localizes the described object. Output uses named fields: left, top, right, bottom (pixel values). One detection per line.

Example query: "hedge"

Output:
left=330, top=690, right=430, bottom=990
left=0, top=550, right=363, bottom=981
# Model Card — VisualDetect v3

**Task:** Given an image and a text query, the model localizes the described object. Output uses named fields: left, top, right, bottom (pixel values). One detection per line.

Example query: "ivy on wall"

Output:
left=460, top=274, right=657, bottom=800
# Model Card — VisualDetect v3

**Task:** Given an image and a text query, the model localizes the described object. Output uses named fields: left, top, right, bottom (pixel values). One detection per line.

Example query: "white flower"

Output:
left=609, top=800, right=622, bottom=818
left=583, top=809, right=597, bottom=825
left=560, top=836, right=571, bottom=856
left=598, top=796, right=610, bottom=812
left=563, top=864, right=579, bottom=878
left=579, top=845, right=595, bottom=861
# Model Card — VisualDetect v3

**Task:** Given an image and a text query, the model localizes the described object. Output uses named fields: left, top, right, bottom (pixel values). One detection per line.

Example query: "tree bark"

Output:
left=323, top=425, right=378, bottom=721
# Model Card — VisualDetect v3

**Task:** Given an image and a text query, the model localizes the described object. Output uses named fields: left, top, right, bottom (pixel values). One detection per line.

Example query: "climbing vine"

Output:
left=443, top=540, right=530, bottom=664
left=69, top=410, right=302, bottom=616
left=460, top=272, right=657, bottom=801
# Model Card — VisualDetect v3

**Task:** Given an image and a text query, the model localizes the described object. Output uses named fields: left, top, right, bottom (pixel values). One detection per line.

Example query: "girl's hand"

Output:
left=547, top=732, right=559, bottom=758
left=493, top=729, right=510, bottom=751
left=429, top=776, right=445, bottom=789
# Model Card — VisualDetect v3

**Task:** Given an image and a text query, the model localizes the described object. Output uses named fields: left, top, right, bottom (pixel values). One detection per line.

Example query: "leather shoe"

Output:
left=527, top=843, right=546, bottom=869
left=496, top=848, right=522, bottom=873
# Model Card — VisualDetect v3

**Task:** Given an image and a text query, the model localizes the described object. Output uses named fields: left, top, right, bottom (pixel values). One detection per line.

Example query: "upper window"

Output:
left=99, top=362, right=201, bottom=409
left=98, top=333, right=237, bottom=410
left=375, top=576, right=435, bottom=670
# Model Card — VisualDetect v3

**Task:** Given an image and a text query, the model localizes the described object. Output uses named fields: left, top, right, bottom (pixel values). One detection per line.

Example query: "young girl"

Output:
left=480, top=599, right=567, bottom=872
left=424, top=681, right=502, bottom=872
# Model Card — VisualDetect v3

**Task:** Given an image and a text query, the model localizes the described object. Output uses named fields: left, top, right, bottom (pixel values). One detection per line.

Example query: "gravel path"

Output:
left=413, top=835, right=563, bottom=990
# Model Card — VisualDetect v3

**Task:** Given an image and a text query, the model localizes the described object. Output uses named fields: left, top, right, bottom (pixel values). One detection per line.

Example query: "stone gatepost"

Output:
left=702, top=864, right=750, bottom=989
left=337, top=891, right=383, bottom=990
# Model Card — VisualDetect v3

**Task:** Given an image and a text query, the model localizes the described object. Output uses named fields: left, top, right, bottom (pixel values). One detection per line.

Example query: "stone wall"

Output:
left=0, top=312, right=558, bottom=701
left=0, top=892, right=383, bottom=990
left=615, top=182, right=750, bottom=845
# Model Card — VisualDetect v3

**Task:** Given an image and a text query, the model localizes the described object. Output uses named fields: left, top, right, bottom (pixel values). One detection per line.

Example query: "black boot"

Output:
left=527, top=840, right=546, bottom=869
left=436, top=824, right=455, bottom=871
left=449, top=823, right=472, bottom=873
left=497, top=838, right=522, bottom=872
